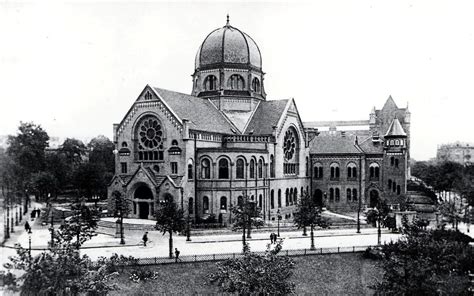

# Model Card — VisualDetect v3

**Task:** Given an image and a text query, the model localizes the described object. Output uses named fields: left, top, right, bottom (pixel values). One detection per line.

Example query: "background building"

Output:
left=437, top=142, right=473, bottom=166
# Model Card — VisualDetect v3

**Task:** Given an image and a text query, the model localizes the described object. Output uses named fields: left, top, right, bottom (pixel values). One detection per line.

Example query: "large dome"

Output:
left=195, top=20, right=262, bottom=70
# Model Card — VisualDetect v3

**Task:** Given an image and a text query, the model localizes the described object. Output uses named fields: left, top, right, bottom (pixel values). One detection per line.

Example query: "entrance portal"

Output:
left=139, top=202, right=149, bottom=219
left=369, top=190, right=380, bottom=208
left=313, top=189, right=323, bottom=207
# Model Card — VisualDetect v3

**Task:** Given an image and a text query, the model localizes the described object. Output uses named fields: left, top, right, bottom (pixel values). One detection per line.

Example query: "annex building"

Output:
left=107, top=18, right=411, bottom=222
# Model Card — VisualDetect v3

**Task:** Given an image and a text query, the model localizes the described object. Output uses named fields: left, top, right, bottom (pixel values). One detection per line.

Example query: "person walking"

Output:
left=269, top=233, right=274, bottom=244
left=174, top=248, right=181, bottom=262
left=24, top=221, right=31, bottom=232
left=142, top=232, right=148, bottom=247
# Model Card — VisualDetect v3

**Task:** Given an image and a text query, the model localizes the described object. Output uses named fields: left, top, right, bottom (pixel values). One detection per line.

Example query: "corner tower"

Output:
left=192, top=16, right=266, bottom=117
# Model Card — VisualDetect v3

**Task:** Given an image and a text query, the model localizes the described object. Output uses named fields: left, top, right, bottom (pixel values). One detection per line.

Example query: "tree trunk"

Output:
left=310, top=225, right=315, bottom=250
left=303, top=226, right=307, bottom=236
left=247, top=223, right=252, bottom=239
left=242, top=224, right=246, bottom=252
left=169, top=230, right=173, bottom=259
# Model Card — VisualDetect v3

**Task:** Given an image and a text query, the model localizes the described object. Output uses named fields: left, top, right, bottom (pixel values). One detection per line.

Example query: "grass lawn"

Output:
left=110, top=253, right=381, bottom=295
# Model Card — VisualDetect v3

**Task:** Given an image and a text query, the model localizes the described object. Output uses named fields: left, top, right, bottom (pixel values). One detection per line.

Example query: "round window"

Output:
left=138, top=117, right=163, bottom=149
left=283, top=129, right=296, bottom=160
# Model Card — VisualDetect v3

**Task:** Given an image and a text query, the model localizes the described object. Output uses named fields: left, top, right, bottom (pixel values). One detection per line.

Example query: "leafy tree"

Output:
left=365, top=199, right=390, bottom=245
left=230, top=195, right=263, bottom=252
left=56, top=202, right=100, bottom=249
left=209, top=240, right=295, bottom=295
left=60, top=138, right=87, bottom=166
left=44, top=152, right=71, bottom=194
left=30, top=171, right=59, bottom=204
left=73, top=162, right=109, bottom=199
left=438, top=199, right=463, bottom=230
left=155, top=200, right=186, bottom=258
left=294, top=192, right=330, bottom=250
left=373, top=220, right=474, bottom=295
left=88, top=135, right=115, bottom=174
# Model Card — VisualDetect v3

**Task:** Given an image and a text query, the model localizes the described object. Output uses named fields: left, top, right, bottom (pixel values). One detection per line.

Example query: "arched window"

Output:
left=271, top=189, right=275, bottom=209
left=300, top=186, right=304, bottom=197
left=329, top=188, right=334, bottom=202
left=347, top=188, right=352, bottom=202
left=188, top=163, right=193, bottom=180
left=289, top=188, right=293, bottom=205
left=259, top=194, right=263, bottom=208
left=251, top=77, right=260, bottom=92
left=203, top=196, right=209, bottom=213
left=204, top=75, right=217, bottom=91
left=352, top=189, right=358, bottom=201
left=390, top=157, right=395, bottom=166
left=236, top=159, right=245, bottom=179
left=314, top=163, right=323, bottom=179
left=285, top=188, right=289, bottom=206
left=270, top=155, right=275, bottom=178
left=330, top=163, right=340, bottom=179
left=220, top=196, right=227, bottom=210
left=369, top=163, right=380, bottom=179
left=201, top=158, right=210, bottom=179
left=258, top=158, right=263, bottom=178
left=188, top=197, right=194, bottom=214
left=278, top=189, right=282, bottom=208
left=227, top=74, right=245, bottom=90
left=136, top=115, right=165, bottom=161
left=218, top=158, right=229, bottom=179
left=388, top=179, right=392, bottom=189
left=294, top=188, right=298, bottom=204
left=347, top=163, right=357, bottom=179
left=396, top=185, right=401, bottom=195
left=395, top=139, right=400, bottom=146
left=335, top=188, right=340, bottom=202
left=250, top=159, right=255, bottom=179
left=392, top=181, right=397, bottom=192
left=395, top=158, right=399, bottom=168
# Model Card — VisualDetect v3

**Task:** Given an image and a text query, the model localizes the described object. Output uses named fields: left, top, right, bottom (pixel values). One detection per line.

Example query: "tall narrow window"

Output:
left=220, top=196, right=227, bottom=210
left=259, top=194, right=263, bottom=208
left=188, top=198, right=194, bottom=214
left=203, top=196, right=209, bottom=213
left=252, top=77, right=260, bottom=92
left=335, top=188, right=340, bottom=202
left=396, top=185, right=401, bottom=195
left=258, top=159, right=263, bottom=178
left=285, top=188, right=289, bottom=206
left=188, top=164, right=193, bottom=179
left=236, top=159, right=244, bottom=179
left=305, top=157, right=309, bottom=177
left=278, top=189, right=282, bottom=208
left=390, top=157, right=395, bottom=166
left=171, top=162, right=178, bottom=174
left=218, top=158, right=229, bottom=179
left=204, top=75, right=217, bottom=91
left=201, top=158, right=210, bottom=179
left=388, top=179, right=392, bottom=189
left=347, top=188, right=352, bottom=202
left=330, top=163, right=340, bottom=179
left=270, top=155, right=275, bottom=178
left=271, top=189, right=275, bottom=209
left=395, top=159, right=399, bottom=168
left=347, top=163, right=357, bottom=179
left=250, top=159, right=255, bottom=179
left=352, top=189, right=358, bottom=201
left=329, top=188, right=334, bottom=202
left=121, top=162, right=127, bottom=174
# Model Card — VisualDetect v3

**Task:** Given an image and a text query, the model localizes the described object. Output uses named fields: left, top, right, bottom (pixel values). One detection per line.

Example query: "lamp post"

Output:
left=374, top=206, right=381, bottom=245
left=118, top=209, right=125, bottom=245
left=277, top=209, right=282, bottom=237
left=28, top=228, right=33, bottom=258
left=186, top=214, right=191, bottom=242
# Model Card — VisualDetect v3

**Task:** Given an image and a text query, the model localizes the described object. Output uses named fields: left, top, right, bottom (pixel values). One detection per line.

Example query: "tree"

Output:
left=30, top=171, right=59, bottom=204
left=438, top=199, right=463, bottom=230
left=230, top=195, right=263, bottom=252
left=7, top=213, right=116, bottom=296
left=294, top=192, right=330, bottom=250
left=88, top=136, right=115, bottom=174
left=57, top=202, right=100, bottom=249
left=365, top=199, right=390, bottom=245
left=60, top=138, right=87, bottom=166
left=73, top=162, right=109, bottom=199
left=155, top=200, right=186, bottom=258
left=209, top=240, right=295, bottom=295
left=373, top=220, right=474, bottom=295
left=111, top=191, right=131, bottom=244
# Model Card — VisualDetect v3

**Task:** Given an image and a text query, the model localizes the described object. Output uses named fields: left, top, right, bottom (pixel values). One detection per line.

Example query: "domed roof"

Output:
left=195, top=17, right=262, bottom=70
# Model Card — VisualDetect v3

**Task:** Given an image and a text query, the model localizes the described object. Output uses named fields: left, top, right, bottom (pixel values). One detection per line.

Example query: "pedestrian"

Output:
left=270, top=232, right=274, bottom=244
left=273, top=233, right=277, bottom=244
left=24, top=221, right=31, bottom=232
left=174, top=248, right=180, bottom=262
left=142, top=231, right=148, bottom=247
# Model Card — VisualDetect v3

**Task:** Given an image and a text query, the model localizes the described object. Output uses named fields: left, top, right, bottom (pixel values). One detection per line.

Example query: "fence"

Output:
left=129, top=245, right=375, bottom=266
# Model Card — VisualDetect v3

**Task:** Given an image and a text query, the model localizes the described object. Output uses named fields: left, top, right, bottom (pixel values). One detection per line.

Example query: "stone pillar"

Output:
left=148, top=202, right=153, bottom=219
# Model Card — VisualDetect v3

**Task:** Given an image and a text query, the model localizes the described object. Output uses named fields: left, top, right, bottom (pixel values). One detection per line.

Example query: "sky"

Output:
left=1, top=0, right=473, bottom=160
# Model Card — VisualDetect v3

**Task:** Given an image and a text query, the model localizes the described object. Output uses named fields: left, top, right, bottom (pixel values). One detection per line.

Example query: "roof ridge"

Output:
left=206, top=98, right=242, bottom=134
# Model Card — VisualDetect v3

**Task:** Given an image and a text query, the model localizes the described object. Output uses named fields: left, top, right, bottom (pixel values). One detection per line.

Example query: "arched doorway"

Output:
left=134, top=184, right=153, bottom=219
left=369, top=190, right=380, bottom=208
left=313, top=189, right=323, bottom=207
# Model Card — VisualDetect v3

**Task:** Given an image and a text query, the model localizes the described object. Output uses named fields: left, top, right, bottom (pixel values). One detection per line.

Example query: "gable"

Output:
left=244, top=99, right=288, bottom=135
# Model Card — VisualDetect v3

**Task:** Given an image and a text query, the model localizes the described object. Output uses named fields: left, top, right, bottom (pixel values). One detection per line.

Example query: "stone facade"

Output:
left=107, top=19, right=411, bottom=221
left=437, top=142, right=473, bottom=166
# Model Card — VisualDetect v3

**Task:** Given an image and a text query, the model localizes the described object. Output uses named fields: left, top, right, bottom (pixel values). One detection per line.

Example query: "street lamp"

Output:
left=277, top=209, right=282, bottom=237
left=28, top=228, right=33, bottom=258
left=186, top=214, right=192, bottom=242
left=118, top=209, right=125, bottom=245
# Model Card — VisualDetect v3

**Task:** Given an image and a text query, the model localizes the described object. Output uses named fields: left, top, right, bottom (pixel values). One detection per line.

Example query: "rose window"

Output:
left=283, top=129, right=296, bottom=160
left=138, top=117, right=163, bottom=149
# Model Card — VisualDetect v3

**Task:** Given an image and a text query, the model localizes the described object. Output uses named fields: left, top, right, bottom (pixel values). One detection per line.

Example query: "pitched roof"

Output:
left=244, top=99, right=288, bottom=135
left=309, top=135, right=362, bottom=154
left=385, top=118, right=407, bottom=137
left=152, top=87, right=236, bottom=134
left=358, top=136, right=384, bottom=154
left=382, top=95, right=398, bottom=111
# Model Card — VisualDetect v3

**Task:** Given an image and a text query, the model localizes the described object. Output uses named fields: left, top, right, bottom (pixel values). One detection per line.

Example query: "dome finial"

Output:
left=226, top=14, right=230, bottom=26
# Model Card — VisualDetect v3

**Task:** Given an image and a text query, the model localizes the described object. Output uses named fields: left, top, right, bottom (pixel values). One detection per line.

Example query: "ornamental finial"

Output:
left=226, top=14, right=230, bottom=26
